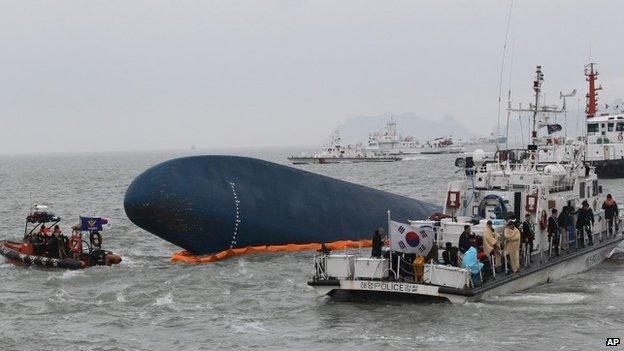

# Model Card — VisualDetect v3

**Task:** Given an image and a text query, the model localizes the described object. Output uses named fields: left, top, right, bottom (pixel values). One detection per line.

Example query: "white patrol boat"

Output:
left=420, top=135, right=464, bottom=154
left=582, top=63, right=624, bottom=178
left=366, top=117, right=421, bottom=155
left=308, top=66, right=623, bottom=303
left=288, top=130, right=401, bottom=165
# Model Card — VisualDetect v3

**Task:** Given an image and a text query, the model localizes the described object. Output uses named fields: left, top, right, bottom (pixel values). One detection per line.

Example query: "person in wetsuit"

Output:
left=371, top=228, right=386, bottom=258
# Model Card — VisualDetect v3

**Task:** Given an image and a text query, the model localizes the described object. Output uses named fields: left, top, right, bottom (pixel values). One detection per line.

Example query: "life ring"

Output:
left=619, top=132, right=623, bottom=141
left=539, top=210, right=547, bottom=230
left=69, top=235, right=82, bottom=253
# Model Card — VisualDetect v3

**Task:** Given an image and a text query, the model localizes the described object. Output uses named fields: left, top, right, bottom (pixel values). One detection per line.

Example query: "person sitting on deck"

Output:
left=442, top=242, right=459, bottom=267
left=469, top=232, right=483, bottom=249
left=371, top=227, right=386, bottom=258
left=547, top=208, right=560, bottom=256
left=462, top=246, right=484, bottom=286
left=576, top=200, right=595, bottom=247
left=504, top=221, right=521, bottom=273
left=483, top=220, right=502, bottom=270
left=602, top=194, right=619, bottom=236
left=477, top=248, right=492, bottom=280
left=458, top=225, right=472, bottom=253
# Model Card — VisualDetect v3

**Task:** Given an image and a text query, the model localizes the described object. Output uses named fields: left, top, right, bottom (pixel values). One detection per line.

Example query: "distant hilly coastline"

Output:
left=335, top=113, right=473, bottom=144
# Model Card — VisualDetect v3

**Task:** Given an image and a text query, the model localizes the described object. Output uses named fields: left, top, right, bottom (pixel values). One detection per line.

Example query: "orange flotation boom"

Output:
left=171, top=239, right=373, bottom=264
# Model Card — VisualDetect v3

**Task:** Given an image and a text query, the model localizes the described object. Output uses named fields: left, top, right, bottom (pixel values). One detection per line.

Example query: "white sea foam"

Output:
left=487, top=292, right=587, bottom=304
left=154, top=293, right=175, bottom=306
left=116, top=292, right=127, bottom=303
left=47, top=269, right=82, bottom=282
left=231, top=321, right=268, bottom=334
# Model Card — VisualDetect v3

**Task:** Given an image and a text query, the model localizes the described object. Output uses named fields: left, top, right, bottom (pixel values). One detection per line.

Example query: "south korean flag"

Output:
left=389, top=220, right=434, bottom=255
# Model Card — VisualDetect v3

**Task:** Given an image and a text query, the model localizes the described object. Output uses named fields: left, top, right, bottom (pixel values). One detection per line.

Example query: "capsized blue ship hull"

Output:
left=124, top=156, right=440, bottom=255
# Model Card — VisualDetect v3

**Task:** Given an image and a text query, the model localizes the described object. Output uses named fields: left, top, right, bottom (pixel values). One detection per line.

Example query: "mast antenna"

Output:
left=531, top=65, right=544, bottom=145
left=496, top=0, right=514, bottom=151
left=560, top=89, right=577, bottom=138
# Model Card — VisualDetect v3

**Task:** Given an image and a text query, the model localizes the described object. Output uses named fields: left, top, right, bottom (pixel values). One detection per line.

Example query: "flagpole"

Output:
left=387, top=210, right=397, bottom=279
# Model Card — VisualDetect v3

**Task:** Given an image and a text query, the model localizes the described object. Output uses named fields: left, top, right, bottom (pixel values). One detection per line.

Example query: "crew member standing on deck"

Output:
left=371, top=228, right=385, bottom=258
left=483, top=220, right=501, bottom=269
left=547, top=209, right=560, bottom=256
left=602, top=194, right=619, bottom=236
left=521, top=213, right=535, bottom=263
left=504, top=221, right=521, bottom=272
left=558, top=206, right=570, bottom=251
left=577, top=200, right=595, bottom=247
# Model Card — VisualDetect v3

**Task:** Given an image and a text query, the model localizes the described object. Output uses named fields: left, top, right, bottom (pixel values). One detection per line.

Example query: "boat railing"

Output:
left=503, top=250, right=508, bottom=275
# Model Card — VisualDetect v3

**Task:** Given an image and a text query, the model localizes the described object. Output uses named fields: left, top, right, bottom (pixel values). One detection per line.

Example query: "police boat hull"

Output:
left=308, top=234, right=623, bottom=304
left=287, top=156, right=401, bottom=164
left=124, top=156, right=440, bottom=255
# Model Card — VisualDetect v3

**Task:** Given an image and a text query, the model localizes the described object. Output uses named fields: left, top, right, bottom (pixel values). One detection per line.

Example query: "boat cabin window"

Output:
left=579, top=181, right=585, bottom=198
left=617, top=123, right=624, bottom=132
left=472, top=206, right=479, bottom=216
left=587, top=124, right=599, bottom=132
left=608, top=123, right=614, bottom=132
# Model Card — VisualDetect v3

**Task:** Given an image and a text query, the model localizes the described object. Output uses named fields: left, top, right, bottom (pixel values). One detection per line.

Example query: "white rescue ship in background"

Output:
left=366, top=118, right=421, bottom=155
left=288, top=130, right=401, bottom=164
left=420, top=135, right=464, bottom=154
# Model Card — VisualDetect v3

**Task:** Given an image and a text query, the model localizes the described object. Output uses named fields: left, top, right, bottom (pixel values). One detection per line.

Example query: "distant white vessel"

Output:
left=288, top=131, right=401, bottom=164
left=420, top=136, right=464, bottom=154
left=581, top=63, right=624, bottom=178
left=366, top=118, right=421, bottom=155
left=467, top=133, right=507, bottom=145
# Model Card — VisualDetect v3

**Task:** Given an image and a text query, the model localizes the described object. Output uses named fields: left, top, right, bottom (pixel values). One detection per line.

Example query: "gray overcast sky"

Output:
left=1, top=1, right=623, bottom=154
